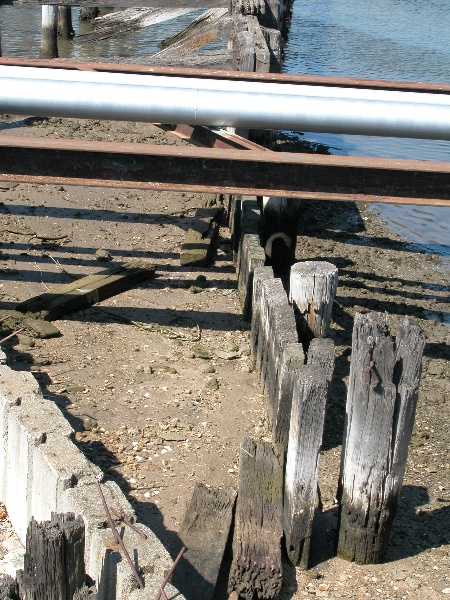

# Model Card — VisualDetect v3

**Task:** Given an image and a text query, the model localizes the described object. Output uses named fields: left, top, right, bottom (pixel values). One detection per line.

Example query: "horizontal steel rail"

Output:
left=1, top=57, right=450, bottom=95
left=1, top=136, right=449, bottom=206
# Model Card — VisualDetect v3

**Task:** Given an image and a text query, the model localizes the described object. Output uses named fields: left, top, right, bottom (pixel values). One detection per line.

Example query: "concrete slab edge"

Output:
left=0, top=349, right=184, bottom=600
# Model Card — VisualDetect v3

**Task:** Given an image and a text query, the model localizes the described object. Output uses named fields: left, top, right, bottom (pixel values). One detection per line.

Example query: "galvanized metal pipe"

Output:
left=1, top=65, right=450, bottom=140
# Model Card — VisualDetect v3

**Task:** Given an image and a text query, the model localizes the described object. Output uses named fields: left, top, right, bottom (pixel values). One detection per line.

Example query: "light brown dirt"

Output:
left=0, top=114, right=449, bottom=599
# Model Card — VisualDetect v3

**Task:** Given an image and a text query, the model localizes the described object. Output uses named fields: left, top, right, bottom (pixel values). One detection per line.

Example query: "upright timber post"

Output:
left=338, top=313, right=425, bottom=564
left=58, top=7, right=74, bottom=39
left=40, top=6, right=58, bottom=59
left=0, top=29, right=2, bottom=57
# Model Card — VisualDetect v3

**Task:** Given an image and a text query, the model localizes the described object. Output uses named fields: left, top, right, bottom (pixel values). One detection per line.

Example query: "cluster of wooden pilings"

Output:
left=226, top=196, right=425, bottom=598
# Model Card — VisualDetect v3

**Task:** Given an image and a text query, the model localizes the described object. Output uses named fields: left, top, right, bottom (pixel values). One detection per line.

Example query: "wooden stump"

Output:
left=172, top=484, right=236, bottom=600
left=284, top=366, right=329, bottom=568
left=229, top=437, right=283, bottom=599
left=180, top=207, right=222, bottom=267
left=289, top=261, right=338, bottom=343
left=338, top=313, right=425, bottom=564
left=40, top=6, right=58, bottom=59
left=16, top=512, right=86, bottom=600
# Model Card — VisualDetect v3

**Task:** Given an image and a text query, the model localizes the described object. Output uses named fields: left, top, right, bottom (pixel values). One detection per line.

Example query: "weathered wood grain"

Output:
left=273, top=342, right=305, bottom=451
left=17, top=512, right=85, bottom=600
left=307, top=337, right=335, bottom=382
left=172, top=483, right=236, bottom=600
left=284, top=365, right=329, bottom=568
left=289, top=260, right=338, bottom=342
left=180, top=207, right=222, bottom=267
left=17, top=260, right=156, bottom=320
left=0, top=575, right=19, bottom=599
left=250, top=265, right=274, bottom=366
left=338, top=313, right=425, bottom=564
left=229, top=437, right=283, bottom=599
left=77, top=7, right=194, bottom=44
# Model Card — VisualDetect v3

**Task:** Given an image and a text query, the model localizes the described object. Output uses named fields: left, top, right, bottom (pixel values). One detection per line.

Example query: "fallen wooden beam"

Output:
left=228, top=436, right=283, bottom=599
left=17, top=260, right=156, bottom=321
left=172, top=483, right=236, bottom=600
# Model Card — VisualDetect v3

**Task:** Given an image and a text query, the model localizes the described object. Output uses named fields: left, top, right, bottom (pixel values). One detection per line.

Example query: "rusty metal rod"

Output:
left=94, top=479, right=144, bottom=590
left=155, top=546, right=186, bottom=600
left=109, top=506, right=148, bottom=540
left=0, top=328, right=24, bottom=345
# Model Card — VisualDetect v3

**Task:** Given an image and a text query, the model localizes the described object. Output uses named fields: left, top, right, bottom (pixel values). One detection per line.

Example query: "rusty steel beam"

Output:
left=1, top=136, right=449, bottom=206
left=0, top=57, right=449, bottom=95
left=156, top=124, right=269, bottom=151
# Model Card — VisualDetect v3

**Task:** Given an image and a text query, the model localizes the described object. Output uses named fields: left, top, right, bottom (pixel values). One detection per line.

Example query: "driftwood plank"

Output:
left=172, top=483, right=236, bottom=600
left=17, top=260, right=156, bottom=320
left=338, top=313, right=425, bottom=564
left=228, top=437, right=283, bottom=600
left=284, top=365, right=329, bottom=569
left=180, top=207, right=222, bottom=266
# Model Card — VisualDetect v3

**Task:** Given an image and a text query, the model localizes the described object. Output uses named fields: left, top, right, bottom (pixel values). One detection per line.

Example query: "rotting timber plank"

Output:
left=180, top=207, right=223, bottom=266
left=228, top=436, right=283, bottom=600
left=17, top=260, right=156, bottom=321
left=171, top=483, right=236, bottom=600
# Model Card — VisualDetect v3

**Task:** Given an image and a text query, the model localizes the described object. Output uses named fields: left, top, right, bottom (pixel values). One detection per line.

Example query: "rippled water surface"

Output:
left=283, top=0, right=450, bottom=266
left=0, top=3, right=449, bottom=266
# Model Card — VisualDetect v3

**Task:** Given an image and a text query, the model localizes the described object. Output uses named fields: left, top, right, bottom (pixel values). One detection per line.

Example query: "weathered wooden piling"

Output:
left=283, top=364, right=330, bottom=568
left=228, top=437, right=283, bottom=600
left=57, top=7, right=74, bottom=39
left=16, top=512, right=86, bottom=599
left=338, top=313, right=425, bottom=564
left=40, top=6, right=58, bottom=59
left=289, top=260, right=338, bottom=343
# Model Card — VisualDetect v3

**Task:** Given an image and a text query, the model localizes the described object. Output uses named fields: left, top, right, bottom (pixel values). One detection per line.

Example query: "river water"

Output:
left=0, top=3, right=449, bottom=266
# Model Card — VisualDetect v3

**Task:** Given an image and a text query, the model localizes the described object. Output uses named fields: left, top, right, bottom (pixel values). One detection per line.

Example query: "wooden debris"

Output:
left=16, top=512, right=85, bottom=600
left=338, top=313, right=425, bottom=564
left=17, top=260, right=156, bottom=321
left=284, top=365, right=329, bottom=568
left=155, top=7, right=230, bottom=60
left=180, top=207, right=222, bottom=267
left=228, top=437, right=283, bottom=600
left=77, top=7, right=194, bottom=43
left=172, top=483, right=236, bottom=600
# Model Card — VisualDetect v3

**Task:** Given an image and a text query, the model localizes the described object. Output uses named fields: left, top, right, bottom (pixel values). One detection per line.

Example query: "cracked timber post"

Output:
left=338, top=312, right=425, bottom=564
left=289, top=261, right=338, bottom=345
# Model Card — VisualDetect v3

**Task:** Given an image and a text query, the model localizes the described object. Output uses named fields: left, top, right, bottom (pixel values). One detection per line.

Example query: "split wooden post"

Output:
left=289, top=260, right=338, bottom=343
left=40, top=6, right=58, bottom=59
left=57, top=7, right=74, bottom=39
left=338, top=313, right=425, bottom=564
left=283, top=365, right=330, bottom=568
left=16, top=512, right=86, bottom=599
left=228, top=437, right=284, bottom=600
